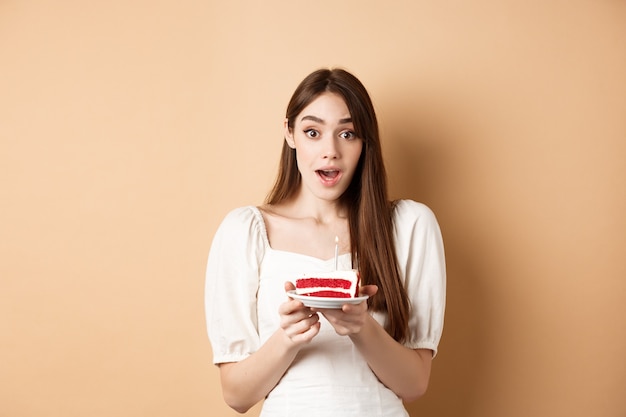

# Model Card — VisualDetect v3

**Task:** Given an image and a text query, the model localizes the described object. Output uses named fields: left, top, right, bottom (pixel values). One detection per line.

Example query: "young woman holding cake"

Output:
left=205, top=68, right=446, bottom=416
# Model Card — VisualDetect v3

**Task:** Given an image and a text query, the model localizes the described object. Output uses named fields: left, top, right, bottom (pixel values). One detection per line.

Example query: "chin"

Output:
left=318, top=190, right=348, bottom=202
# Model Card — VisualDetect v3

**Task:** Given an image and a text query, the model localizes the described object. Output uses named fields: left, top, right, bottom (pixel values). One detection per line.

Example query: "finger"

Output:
left=278, top=298, right=299, bottom=315
left=342, top=298, right=369, bottom=312
left=290, top=321, right=321, bottom=344
left=359, top=284, right=378, bottom=297
left=283, top=313, right=320, bottom=338
left=279, top=300, right=317, bottom=322
left=284, top=281, right=296, bottom=292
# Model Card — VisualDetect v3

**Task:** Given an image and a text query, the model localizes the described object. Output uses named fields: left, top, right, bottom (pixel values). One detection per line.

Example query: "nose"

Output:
left=322, top=137, right=339, bottom=159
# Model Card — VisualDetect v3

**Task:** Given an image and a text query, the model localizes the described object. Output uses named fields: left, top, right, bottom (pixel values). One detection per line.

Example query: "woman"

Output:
left=205, top=68, right=446, bottom=416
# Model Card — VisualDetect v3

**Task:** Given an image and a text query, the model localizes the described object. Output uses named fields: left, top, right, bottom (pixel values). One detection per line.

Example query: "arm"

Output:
left=219, top=283, right=320, bottom=413
left=348, top=314, right=432, bottom=401
left=319, top=201, right=445, bottom=401
left=317, top=285, right=432, bottom=402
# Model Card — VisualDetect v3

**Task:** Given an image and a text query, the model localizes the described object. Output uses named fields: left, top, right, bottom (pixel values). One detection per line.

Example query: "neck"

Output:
left=282, top=188, right=346, bottom=224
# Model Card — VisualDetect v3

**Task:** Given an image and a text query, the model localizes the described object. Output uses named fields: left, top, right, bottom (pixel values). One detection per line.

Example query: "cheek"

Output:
left=294, top=150, right=317, bottom=176
left=348, top=143, right=364, bottom=168
left=294, top=147, right=312, bottom=166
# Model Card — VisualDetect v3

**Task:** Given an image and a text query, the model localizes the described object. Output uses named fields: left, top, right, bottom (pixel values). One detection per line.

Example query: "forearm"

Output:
left=349, top=316, right=432, bottom=402
left=219, top=329, right=299, bottom=413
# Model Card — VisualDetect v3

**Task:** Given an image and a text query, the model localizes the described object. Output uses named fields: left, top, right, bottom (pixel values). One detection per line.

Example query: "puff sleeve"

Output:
left=205, top=206, right=266, bottom=364
left=393, top=200, right=446, bottom=356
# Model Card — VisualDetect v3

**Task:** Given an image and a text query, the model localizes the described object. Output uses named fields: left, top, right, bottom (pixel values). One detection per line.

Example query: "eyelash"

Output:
left=304, top=129, right=319, bottom=138
left=340, top=131, right=356, bottom=140
left=303, top=129, right=357, bottom=140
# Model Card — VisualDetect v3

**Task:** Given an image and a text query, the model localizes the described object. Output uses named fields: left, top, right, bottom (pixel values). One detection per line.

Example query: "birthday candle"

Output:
left=334, top=236, right=339, bottom=270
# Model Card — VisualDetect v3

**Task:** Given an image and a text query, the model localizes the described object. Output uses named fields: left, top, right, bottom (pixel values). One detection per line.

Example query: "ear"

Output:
left=284, top=118, right=296, bottom=149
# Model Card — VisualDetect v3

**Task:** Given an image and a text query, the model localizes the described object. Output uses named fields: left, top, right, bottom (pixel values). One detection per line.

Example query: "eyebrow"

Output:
left=300, top=115, right=353, bottom=125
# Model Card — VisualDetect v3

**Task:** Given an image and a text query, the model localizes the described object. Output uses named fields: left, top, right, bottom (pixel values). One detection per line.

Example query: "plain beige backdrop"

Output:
left=2, top=1, right=625, bottom=416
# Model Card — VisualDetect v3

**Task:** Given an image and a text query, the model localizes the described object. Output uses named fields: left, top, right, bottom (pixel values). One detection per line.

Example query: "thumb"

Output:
left=284, top=281, right=296, bottom=292
left=359, top=284, right=378, bottom=297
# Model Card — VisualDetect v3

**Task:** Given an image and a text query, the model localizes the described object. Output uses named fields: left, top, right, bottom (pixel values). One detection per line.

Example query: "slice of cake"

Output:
left=294, top=270, right=360, bottom=298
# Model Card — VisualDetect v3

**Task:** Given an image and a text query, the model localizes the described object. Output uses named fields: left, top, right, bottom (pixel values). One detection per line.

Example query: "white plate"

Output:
left=287, top=290, right=369, bottom=309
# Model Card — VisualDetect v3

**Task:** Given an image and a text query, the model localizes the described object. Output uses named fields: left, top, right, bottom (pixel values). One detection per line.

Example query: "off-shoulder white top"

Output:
left=205, top=200, right=446, bottom=417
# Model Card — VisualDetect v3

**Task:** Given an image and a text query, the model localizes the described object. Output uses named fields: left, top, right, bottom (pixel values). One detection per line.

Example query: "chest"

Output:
left=262, top=214, right=351, bottom=261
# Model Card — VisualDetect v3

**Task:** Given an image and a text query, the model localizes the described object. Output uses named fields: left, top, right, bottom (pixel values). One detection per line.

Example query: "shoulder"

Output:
left=220, top=205, right=262, bottom=225
left=392, top=199, right=439, bottom=227
left=215, top=206, right=267, bottom=242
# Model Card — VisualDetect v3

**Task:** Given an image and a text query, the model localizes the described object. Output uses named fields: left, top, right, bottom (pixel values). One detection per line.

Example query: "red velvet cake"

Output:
left=294, top=270, right=360, bottom=298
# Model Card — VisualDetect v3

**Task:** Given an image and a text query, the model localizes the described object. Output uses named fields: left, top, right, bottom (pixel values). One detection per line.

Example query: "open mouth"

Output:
left=316, top=169, right=340, bottom=180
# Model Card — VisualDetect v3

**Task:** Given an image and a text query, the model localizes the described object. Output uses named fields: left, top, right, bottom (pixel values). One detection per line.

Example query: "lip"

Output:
left=315, top=166, right=343, bottom=187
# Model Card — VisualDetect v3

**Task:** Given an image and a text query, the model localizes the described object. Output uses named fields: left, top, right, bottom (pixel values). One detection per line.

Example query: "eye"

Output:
left=339, top=130, right=357, bottom=140
left=304, top=129, right=319, bottom=138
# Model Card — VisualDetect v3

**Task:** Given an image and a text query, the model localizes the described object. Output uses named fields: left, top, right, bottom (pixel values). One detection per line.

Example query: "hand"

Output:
left=313, top=285, right=378, bottom=336
left=278, top=282, right=321, bottom=346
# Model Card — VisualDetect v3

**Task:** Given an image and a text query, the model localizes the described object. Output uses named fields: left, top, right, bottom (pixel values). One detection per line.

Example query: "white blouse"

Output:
left=205, top=200, right=446, bottom=417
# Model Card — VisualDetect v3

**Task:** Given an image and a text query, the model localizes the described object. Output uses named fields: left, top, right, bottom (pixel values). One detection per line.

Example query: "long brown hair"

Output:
left=265, top=68, right=410, bottom=343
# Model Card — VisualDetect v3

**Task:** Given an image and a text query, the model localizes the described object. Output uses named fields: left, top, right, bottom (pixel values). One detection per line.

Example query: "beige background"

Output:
left=2, top=1, right=625, bottom=416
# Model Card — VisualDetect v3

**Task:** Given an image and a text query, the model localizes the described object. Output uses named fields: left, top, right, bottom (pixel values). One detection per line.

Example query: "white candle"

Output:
left=334, top=236, right=339, bottom=270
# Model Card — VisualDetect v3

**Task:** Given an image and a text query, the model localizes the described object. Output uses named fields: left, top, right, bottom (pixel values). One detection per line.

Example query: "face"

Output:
left=285, top=92, right=363, bottom=203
